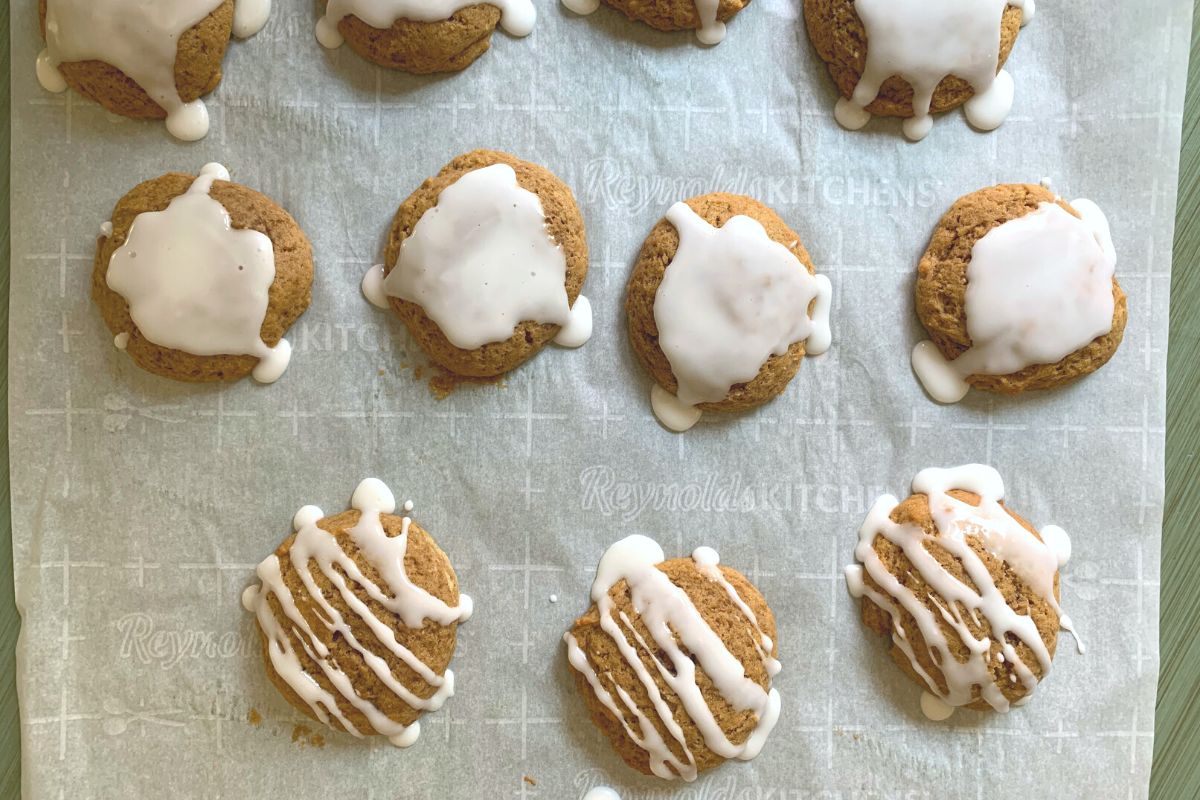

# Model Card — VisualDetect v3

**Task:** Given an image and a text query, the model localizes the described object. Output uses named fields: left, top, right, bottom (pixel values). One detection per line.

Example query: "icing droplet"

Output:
left=920, top=691, right=955, bottom=721
left=1040, top=525, right=1071, bottom=567
left=361, top=264, right=391, bottom=310
left=35, top=49, right=67, bottom=93
left=113, top=332, right=130, bottom=351
left=561, top=0, right=601, bottom=14
left=233, top=0, right=272, bottom=39
left=964, top=69, right=1015, bottom=132
left=651, top=384, right=703, bottom=433
left=553, top=295, right=593, bottom=348
left=100, top=221, right=113, bottom=238
left=583, top=788, right=621, bottom=800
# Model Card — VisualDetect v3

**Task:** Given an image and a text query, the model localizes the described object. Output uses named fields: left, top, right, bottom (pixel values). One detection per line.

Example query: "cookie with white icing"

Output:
left=316, top=0, right=535, bottom=73
left=912, top=183, right=1127, bottom=403
left=565, top=536, right=781, bottom=781
left=626, top=193, right=832, bottom=432
left=364, top=149, right=592, bottom=381
left=802, top=0, right=1031, bottom=141
left=36, top=0, right=271, bottom=141
left=562, top=0, right=750, bottom=45
left=242, top=479, right=473, bottom=748
left=845, top=465, right=1080, bottom=720
left=93, top=164, right=313, bottom=384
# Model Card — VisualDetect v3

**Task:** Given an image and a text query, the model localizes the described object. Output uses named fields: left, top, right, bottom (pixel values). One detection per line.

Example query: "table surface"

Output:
left=2, top=5, right=1198, bottom=799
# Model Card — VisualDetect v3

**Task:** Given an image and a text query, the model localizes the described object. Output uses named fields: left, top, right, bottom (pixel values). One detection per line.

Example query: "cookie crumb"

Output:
left=247, top=709, right=262, bottom=726
left=523, top=776, right=537, bottom=787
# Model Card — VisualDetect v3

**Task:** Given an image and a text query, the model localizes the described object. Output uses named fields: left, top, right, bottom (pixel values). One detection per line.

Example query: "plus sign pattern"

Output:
left=7, top=1, right=1189, bottom=798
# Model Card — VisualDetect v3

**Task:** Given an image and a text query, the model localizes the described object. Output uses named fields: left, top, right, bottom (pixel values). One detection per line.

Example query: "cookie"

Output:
left=845, top=465, right=1078, bottom=719
left=625, top=193, right=831, bottom=431
left=911, top=183, right=1127, bottom=402
left=562, top=0, right=751, bottom=45
left=802, top=0, right=1030, bottom=140
left=242, top=479, right=473, bottom=747
left=36, top=0, right=270, bottom=141
left=364, top=149, right=591, bottom=381
left=565, top=536, right=781, bottom=780
left=315, top=0, right=535, bottom=73
left=93, top=164, right=313, bottom=384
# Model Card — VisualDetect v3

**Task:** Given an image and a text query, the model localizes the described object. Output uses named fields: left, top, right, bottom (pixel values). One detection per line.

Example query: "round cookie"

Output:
left=802, top=0, right=1022, bottom=118
left=39, top=0, right=232, bottom=119
left=92, top=169, right=313, bottom=383
left=380, top=149, right=589, bottom=379
left=846, top=465, right=1076, bottom=716
left=565, top=537, right=781, bottom=781
left=242, top=479, right=473, bottom=747
left=319, top=2, right=505, bottom=74
left=916, top=183, right=1127, bottom=395
left=626, top=192, right=820, bottom=414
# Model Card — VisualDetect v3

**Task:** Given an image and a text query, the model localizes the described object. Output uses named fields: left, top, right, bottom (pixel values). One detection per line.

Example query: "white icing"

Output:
left=561, top=0, right=726, bottom=44
left=583, top=789, right=621, bottom=800
left=651, top=384, right=703, bottom=433
left=361, top=263, right=390, bottom=310
left=37, top=1, right=271, bottom=141
left=106, top=163, right=293, bottom=384
left=920, top=691, right=955, bottom=721
left=564, top=535, right=781, bottom=781
left=650, top=201, right=832, bottom=430
left=845, top=464, right=1081, bottom=715
left=834, top=0, right=1034, bottom=141
left=113, top=332, right=130, bottom=350
left=912, top=199, right=1117, bottom=404
left=100, top=221, right=114, bottom=238
left=371, top=163, right=592, bottom=351
left=317, top=0, right=536, bottom=48
left=242, top=478, right=472, bottom=748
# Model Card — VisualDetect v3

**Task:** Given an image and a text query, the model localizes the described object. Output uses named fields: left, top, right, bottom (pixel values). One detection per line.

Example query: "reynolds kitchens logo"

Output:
left=581, top=157, right=941, bottom=215
left=572, top=769, right=931, bottom=799
left=116, top=613, right=256, bottom=670
left=580, top=466, right=886, bottom=522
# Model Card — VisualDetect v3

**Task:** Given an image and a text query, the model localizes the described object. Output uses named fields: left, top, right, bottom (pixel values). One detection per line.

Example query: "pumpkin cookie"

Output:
left=315, top=0, right=536, bottom=73
left=845, top=464, right=1079, bottom=720
left=362, top=149, right=592, bottom=382
left=911, top=182, right=1126, bottom=403
left=93, top=164, right=313, bottom=384
left=242, top=478, right=473, bottom=748
left=565, top=536, right=781, bottom=780
left=802, top=0, right=1032, bottom=140
left=626, top=193, right=831, bottom=432
left=36, top=0, right=271, bottom=141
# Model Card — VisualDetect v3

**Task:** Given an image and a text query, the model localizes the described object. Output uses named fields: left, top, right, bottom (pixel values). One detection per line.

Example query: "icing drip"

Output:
left=317, top=0, right=536, bottom=47
left=105, top=163, right=294, bottom=384
left=834, top=0, right=1034, bottom=141
left=844, top=464, right=1081, bottom=719
left=37, top=0, right=271, bottom=141
left=241, top=479, right=472, bottom=748
left=368, top=163, right=592, bottom=351
left=561, top=0, right=727, bottom=45
left=583, top=789, right=621, bottom=800
left=650, top=201, right=832, bottom=431
left=563, top=535, right=781, bottom=782
left=912, top=199, right=1117, bottom=403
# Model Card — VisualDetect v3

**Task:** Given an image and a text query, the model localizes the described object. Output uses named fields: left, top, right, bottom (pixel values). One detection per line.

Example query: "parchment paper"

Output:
left=9, top=1, right=1191, bottom=797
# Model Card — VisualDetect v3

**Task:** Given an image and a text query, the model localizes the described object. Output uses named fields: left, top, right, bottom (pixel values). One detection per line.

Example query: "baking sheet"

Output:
left=8, top=1, right=1190, bottom=797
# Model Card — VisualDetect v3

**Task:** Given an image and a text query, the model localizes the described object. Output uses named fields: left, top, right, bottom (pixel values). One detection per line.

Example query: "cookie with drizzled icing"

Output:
left=93, top=165, right=313, bottom=384
left=36, top=0, right=270, bottom=141
left=564, top=536, right=781, bottom=781
left=242, top=479, right=473, bottom=748
left=845, top=465, right=1079, bottom=720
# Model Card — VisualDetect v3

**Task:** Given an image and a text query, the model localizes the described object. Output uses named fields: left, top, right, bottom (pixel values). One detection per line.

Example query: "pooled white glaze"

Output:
left=650, top=201, right=832, bottom=431
left=834, top=0, right=1034, bottom=141
left=845, top=464, right=1080, bottom=717
left=561, top=0, right=725, bottom=44
left=37, top=0, right=271, bottom=142
left=317, top=0, right=536, bottom=47
left=370, top=163, right=592, bottom=351
left=100, top=221, right=114, bottom=238
left=113, top=332, right=130, bottom=350
left=583, top=789, right=621, bottom=800
left=361, top=263, right=390, bottom=310
left=564, top=535, right=781, bottom=781
left=242, top=478, right=472, bottom=748
left=106, top=163, right=293, bottom=384
left=651, top=384, right=703, bottom=433
left=912, top=199, right=1117, bottom=404
left=920, top=691, right=955, bottom=721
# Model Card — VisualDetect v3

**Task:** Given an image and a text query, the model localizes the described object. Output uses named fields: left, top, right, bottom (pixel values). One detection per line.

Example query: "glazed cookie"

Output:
left=315, top=0, right=536, bottom=73
left=564, top=536, right=781, bottom=781
left=242, top=478, right=473, bottom=748
left=626, top=193, right=832, bottom=432
left=911, top=183, right=1126, bottom=403
left=562, top=0, right=750, bottom=45
left=362, top=149, right=592, bottom=382
left=803, top=0, right=1033, bottom=141
left=93, top=164, right=313, bottom=384
left=36, top=0, right=271, bottom=141
left=845, top=465, right=1079, bottom=720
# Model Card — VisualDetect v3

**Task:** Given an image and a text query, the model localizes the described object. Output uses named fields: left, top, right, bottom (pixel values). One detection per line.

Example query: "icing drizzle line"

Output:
left=564, top=535, right=781, bottom=781
left=844, top=465, right=1081, bottom=719
left=241, top=479, right=473, bottom=748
